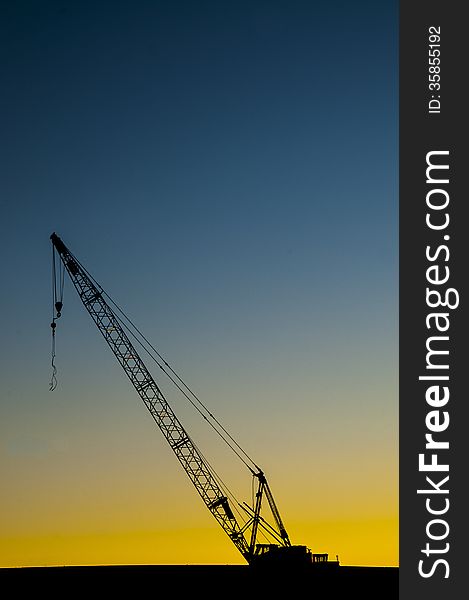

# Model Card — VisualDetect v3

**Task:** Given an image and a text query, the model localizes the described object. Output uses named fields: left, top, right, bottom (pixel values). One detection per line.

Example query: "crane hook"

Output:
left=55, top=301, right=63, bottom=318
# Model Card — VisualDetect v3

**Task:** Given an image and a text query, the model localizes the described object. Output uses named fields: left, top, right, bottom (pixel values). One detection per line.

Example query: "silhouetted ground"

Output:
left=1, top=564, right=398, bottom=598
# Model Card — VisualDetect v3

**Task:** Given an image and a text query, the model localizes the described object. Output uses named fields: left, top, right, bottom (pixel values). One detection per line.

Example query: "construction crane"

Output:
left=49, top=232, right=337, bottom=568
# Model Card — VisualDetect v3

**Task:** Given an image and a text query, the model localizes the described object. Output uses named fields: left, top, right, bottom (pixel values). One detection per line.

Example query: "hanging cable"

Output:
left=49, top=320, right=58, bottom=391
left=49, top=245, right=64, bottom=391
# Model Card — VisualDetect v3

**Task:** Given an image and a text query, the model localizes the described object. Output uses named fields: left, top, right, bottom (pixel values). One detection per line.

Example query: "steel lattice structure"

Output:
left=50, top=233, right=322, bottom=568
left=51, top=233, right=251, bottom=560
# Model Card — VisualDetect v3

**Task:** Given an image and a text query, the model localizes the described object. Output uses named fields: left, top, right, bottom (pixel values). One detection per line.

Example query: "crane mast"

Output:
left=49, top=233, right=320, bottom=567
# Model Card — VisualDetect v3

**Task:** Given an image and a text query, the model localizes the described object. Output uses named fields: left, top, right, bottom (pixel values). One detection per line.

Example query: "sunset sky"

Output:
left=0, top=0, right=397, bottom=567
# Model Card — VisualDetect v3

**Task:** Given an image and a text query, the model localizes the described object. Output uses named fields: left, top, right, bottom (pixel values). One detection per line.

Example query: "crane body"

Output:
left=50, top=232, right=337, bottom=569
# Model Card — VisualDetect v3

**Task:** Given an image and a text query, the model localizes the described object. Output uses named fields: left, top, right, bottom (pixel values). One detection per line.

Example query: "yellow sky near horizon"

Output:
left=1, top=393, right=397, bottom=568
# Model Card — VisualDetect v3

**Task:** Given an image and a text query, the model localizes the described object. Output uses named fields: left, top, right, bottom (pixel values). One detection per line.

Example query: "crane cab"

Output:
left=251, top=544, right=340, bottom=569
left=251, top=544, right=311, bottom=568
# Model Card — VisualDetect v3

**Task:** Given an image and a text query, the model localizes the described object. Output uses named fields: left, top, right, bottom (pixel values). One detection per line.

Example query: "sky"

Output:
left=0, top=0, right=398, bottom=567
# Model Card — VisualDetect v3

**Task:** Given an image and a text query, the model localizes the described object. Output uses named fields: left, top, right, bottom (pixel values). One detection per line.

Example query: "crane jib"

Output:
left=49, top=233, right=322, bottom=568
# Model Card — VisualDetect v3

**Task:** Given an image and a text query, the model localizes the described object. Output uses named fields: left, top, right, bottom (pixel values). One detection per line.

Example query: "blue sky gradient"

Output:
left=0, top=0, right=398, bottom=566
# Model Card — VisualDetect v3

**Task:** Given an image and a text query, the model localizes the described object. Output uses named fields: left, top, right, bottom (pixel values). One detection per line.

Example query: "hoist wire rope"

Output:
left=65, top=249, right=259, bottom=474
left=111, top=323, right=255, bottom=532
left=59, top=258, right=65, bottom=302
left=105, top=292, right=259, bottom=472
left=52, top=244, right=57, bottom=310
left=52, top=246, right=65, bottom=306
left=114, top=307, right=256, bottom=473
left=49, top=246, right=59, bottom=391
